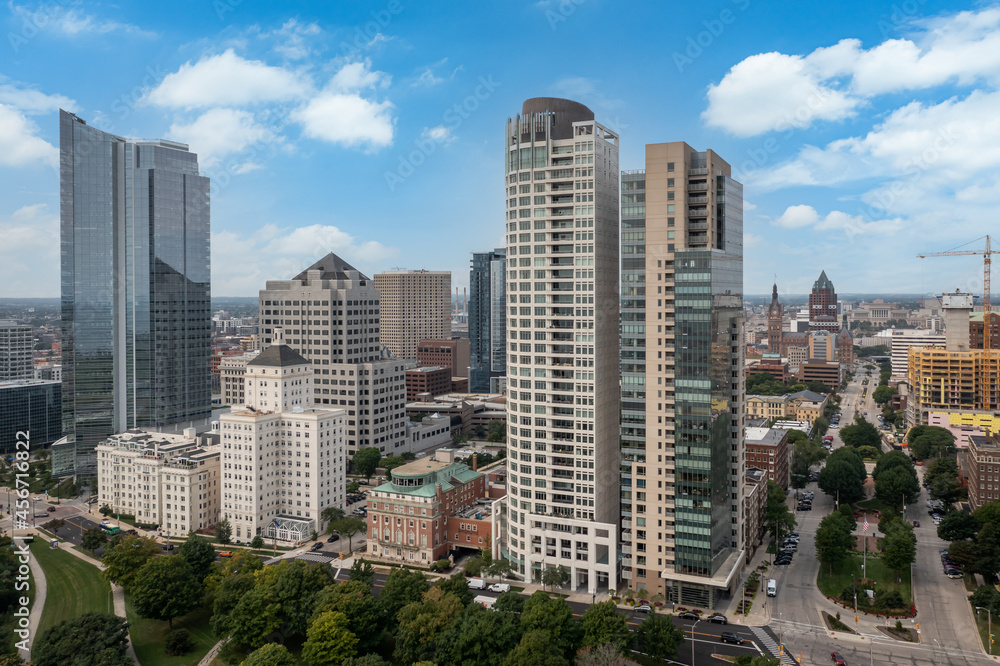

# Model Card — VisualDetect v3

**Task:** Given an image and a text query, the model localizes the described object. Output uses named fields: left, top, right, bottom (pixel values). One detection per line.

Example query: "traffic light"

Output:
left=916, top=623, right=919, bottom=631
left=779, top=644, right=784, bottom=655
left=855, top=615, right=859, bottom=623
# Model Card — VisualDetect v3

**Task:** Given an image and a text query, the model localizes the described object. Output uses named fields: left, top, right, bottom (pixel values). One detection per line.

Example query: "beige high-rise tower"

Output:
left=620, top=142, right=745, bottom=609
left=374, top=270, right=451, bottom=361
left=501, top=98, right=620, bottom=593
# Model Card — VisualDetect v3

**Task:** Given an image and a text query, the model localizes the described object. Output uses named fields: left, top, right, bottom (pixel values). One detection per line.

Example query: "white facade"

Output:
left=502, top=99, right=620, bottom=593
left=219, top=351, right=260, bottom=407
left=220, top=330, right=347, bottom=543
left=0, top=321, right=33, bottom=381
left=888, top=329, right=946, bottom=377
left=96, top=428, right=221, bottom=535
left=403, top=413, right=452, bottom=455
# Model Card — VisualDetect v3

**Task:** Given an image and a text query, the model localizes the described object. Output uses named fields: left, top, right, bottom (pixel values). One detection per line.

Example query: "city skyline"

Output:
left=1, top=1, right=999, bottom=298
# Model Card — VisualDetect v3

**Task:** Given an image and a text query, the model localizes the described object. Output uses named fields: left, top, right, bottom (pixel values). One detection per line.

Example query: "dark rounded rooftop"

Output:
left=521, top=97, right=594, bottom=120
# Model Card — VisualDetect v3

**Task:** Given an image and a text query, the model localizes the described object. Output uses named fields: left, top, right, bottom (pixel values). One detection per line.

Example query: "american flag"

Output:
left=863, top=516, right=869, bottom=532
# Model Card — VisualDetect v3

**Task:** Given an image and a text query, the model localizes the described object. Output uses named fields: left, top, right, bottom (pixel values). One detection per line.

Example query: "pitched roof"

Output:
left=247, top=343, right=309, bottom=368
left=813, top=270, right=834, bottom=291
left=293, top=252, right=367, bottom=281
left=787, top=389, right=826, bottom=402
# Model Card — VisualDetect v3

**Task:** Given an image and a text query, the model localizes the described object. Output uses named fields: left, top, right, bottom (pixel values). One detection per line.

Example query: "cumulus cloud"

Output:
left=772, top=204, right=903, bottom=236
left=292, top=61, right=394, bottom=150
left=0, top=104, right=57, bottom=168
left=0, top=204, right=59, bottom=297
left=704, top=6, right=1000, bottom=136
left=9, top=3, right=155, bottom=38
left=268, top=19, right=321, bottom=60
left=0, top=80, right=76, bottom=114
left=212, top=223, right=399, bottom=295
left=420, top=125, right=454, bottom=144
left=169, top=108, right=280, bottom=168
left=144, top=49, right=311, bottom=109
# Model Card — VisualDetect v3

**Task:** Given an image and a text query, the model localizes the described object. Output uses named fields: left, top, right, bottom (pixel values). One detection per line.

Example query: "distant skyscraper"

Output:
left=259, top=253, right=407, bottom=455
left=809, top=271, right=839, bottom=333
left=620, top=142, right=745, bottom=610
left=469, top=249, right=506, bottom=393
left=502, top=98, right=620, bottom=593
left=58, top=110, right=211, bottom=476
left=0, top=321, right=33, bottom=381
left=373, top=270, right=451, bottom=360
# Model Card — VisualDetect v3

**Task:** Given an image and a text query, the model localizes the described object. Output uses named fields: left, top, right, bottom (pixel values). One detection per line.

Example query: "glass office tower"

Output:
left=469, top=248, right=506, bottom=393
left=58, top=110, right=211, bottom=476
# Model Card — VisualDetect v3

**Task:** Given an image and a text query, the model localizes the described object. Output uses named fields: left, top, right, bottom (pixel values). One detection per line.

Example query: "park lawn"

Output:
left=817, top=554, right=912, bottom=609
left=29, top=539, right=111, bottom=638
left=125, top=598, right=217, bottom=666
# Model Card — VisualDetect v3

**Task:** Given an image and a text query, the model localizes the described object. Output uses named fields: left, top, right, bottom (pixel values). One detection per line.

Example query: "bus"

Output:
left=100, top=524, right=120, bottom=536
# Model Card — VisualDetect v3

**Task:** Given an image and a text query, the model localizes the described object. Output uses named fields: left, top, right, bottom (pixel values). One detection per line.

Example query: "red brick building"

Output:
left=406, top=365, right=453, bottom=401
left=745, top=427, right=789, bottom=488
left=417, top=338, right=470, bottom=377
left=365, top=451, right=497, bottom=565
left=970, top=312, right=1000, bottom=350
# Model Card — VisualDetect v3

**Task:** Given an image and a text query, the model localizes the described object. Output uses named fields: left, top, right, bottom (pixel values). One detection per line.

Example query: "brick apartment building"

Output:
left=745, top=427, right=789, bottom=488
left=968, top=433, right=1000, bottom=510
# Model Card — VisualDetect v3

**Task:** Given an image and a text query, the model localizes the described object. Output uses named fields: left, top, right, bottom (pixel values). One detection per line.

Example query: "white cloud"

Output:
left=772, top=204, right=903, bottom=236
left=144, top=49, right=311, bottom=109
left=268, top=19, right=321, bottom=60
left=773, top=204, right=820, bottom=228
left=421, top=125, right=454, bottom=144
left=703, top=51, right=861, bottom=136
left=0, top=80, right=76, bottom=114
left=0, top=104, right=57, bottom=168
left=704, top=6, right=1000, bottom=136
left=292, top=61, right=395, bottom=150
left=10, top=4, right=155, bottom=38
left=168, top=108, right=279, bottom=168
left=412, top=58, right=456, bottom=88
left=212, top=223, right=398, bottom=295
left=0, top=204, right=59, bottom=297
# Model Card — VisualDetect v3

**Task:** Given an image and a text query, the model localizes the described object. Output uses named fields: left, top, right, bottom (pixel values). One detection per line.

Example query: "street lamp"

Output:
left=691, top=618, right=699, bottom=666
left=977, top=606, right=993, bottom=655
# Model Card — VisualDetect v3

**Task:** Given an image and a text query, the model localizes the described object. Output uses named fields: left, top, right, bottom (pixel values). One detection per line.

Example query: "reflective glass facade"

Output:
left=469, top=249, right=506, bottom=393
left=0, top=380, right=62, bottom=454
left=60, top=110, right=211, bottom=475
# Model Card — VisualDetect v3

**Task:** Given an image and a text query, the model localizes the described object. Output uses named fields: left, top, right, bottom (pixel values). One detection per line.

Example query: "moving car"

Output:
left=310, top=542, right=324, bottom=552
left=327, top=534, right=340, bottom=543
left=831, top=652, right=847, bottom=666
left=677, top=611, right=700, bottom=620
left=488, top=583, right=510, bottom=593
left=720, top=631, right=743, bottom=644
left=46, top=506, right=55, bottom=512
left=707, top=613, right=728, bottom=624
left=634, top=604, right=653, bottom=613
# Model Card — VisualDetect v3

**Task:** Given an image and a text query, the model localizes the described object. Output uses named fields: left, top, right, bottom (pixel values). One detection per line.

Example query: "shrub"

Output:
left=164, top=628, right=194, bottom=656
left=431, top=558, right=451, bottom=573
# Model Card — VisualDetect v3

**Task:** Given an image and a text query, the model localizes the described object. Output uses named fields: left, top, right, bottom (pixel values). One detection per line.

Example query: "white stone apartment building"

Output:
left=96, top=428, right=221, bottom=536
left=219, top=329, right=347, bottom=543
left=220, top=350, right=260, bottom=407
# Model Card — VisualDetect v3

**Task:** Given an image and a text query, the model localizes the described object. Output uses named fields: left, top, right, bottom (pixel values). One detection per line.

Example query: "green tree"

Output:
left=541, top=564, right=570, bottom=592
left=815, top=512, right=853, bottom=575
left=465, top=555, right=484, bottom=577
left=215, top=518, right=232, bottom=545
left=874, top=465, right=919, bottom=510
left=329, top=516, right=366, bottom=553
left=838, top=504, right=858, bottom=532
left=130, top=555, right=203, bottom=628
left=947, top=539, right=978, bottom=571
left=924, top=456, right=959, bottom=487
left=487, top=420, right=506, bottom=442
left=349, top=559, right=375, bottom=588
left=790, top=437, right=827, bottom=489
left=929, top=475, right=964, bottom=503
left=312, top=580, right=382, bottom=654
left=352, top=447, right=382, bottom=481
left=435, top=603, right=522, bottom=666
left=242, top=643, right=297, bottom=666
left=495, top=590, right=525, bottom=613
left=250, top=535, right=265, bottom=550
left=818, top=451, right=866, bottom=505
left=100, top=535, right=160, bottom=589
left=938, top=512, right=979, bottom=542
left=840, top=415, right=882, bottom=449
left=341, top=656, right=390, bottom=666
left=580, top=601, right=630, bottom=653
left=223, top=559, right=335, bottom=649
left=974, top=523, right=1000, bottom=577
left=872, top=450, right=913, bottom=480
left=872, top=385, right=897, bottom=405
left=909, top=427, right=956, bottom=460
left=633, top=613, right=685, bottom=661
left=882, top=523, right=916, bottom=583
left=504, top=630, right=570, bottom=666
left=394, top=587, right=464, bottom=664
left=435, top=571, right=475, bottom=606
left=178, top=531, right=216, bottom=583
left=969, top=585, right=1000, bottom=616
left=32, top=612, right=131, bottom=666
left=520, top=591, right=582, bottom=660
left=81, top=527, right=106, bottom=554
left=488, top=557, right=514, bottom=581
left=378, top=567, right=429, bottom=622
left=98, top=504, right=113, bottom=518
left=733, top=656, right=781, bottom=666
left=974, top=500, right=1000, bottom=532
left=764, top=480, right=796, bottom=542
left=301, top=611, right=358, bottom=665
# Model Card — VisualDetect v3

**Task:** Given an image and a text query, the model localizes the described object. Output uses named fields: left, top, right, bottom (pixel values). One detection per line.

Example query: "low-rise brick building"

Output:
left=968, top=433, right=1000, bottom=510
left=745, top=427, right=789, bottom=488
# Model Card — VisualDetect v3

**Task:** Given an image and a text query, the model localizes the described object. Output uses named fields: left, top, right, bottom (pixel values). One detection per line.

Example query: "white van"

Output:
left=467, top=577, right=486, bottom=590
left=767, top=579, right=777, bottom=597
left=474, top=594, right=496, bottom=609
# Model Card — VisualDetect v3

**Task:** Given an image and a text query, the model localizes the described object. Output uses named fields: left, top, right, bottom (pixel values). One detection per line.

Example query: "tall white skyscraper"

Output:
left=259, top=253, right=407, bottom=456
left=502, top=98, right=620, bottom=593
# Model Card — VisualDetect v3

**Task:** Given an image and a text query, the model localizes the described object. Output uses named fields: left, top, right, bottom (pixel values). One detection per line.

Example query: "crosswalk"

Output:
left=750, top=626, right=798, bottom=665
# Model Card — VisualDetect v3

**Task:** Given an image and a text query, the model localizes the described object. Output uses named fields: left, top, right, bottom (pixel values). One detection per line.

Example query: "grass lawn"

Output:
left=972, top=605, right=999, bottom=658
left=29, top=539, right=111, bottom=638
left=125, top=598, right=218, bottom=666
left=817, top=555, right=911, bottom=609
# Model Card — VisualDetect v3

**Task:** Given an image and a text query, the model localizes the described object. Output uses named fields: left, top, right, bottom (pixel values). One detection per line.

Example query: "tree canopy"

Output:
left=130, top=555, right=203, bottom=628
left=100, top=535, right=160, bottom=589
left=352, top=447, right=382, bottom=481
left=818, top=447, right=867, bottom=504
left=178, top=532, right=216, bottom=584
left=840, top=415, right=882, bottom=449
left=633, top=613, right=685, bottom=661
left=580, top=601, right=631, bottom=654
left=32, top=612, right=131, bottom=666
left=302, top=611, right=358, bottom=665
left=815, top=512, right=854, bottom=574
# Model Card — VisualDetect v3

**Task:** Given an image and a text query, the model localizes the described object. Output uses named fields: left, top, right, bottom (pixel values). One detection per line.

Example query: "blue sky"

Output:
left=2, top=0, right=999, bottom=298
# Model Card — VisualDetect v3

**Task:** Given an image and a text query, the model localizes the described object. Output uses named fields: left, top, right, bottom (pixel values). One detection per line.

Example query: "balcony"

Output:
left=687, top=182, right=708, bottom=192
left=551, top=157, right=573, bottom=166
left=689, top=167, right=708, bottom=175
left=622, top=544, right=632, bottom=555
left=550, top=169, right=574, bottom=178
left=552, top=407, right=573, bottom=416
left=551, top=208, right=574, bottom=217
left=688, top=207, right=709, bottom=218
left=688, top=195, right=708, bottom=204
left=687, top=222, right=708, bottom=231
left=552, top=344, right=573, bottom=354
left=551, top=307, right=574, bottom=316
left=550, top=184, right=573, bottom=192
left=551, top=369, right=573, bottom=379
left=551, top=244, right=574, bottom=254
left=551, top=395, right=573, bottom=404
left=550, top=196, right=573, bottom=205
left=551, top=232, right=573, bottom=241
left=550, top=257, right=573, bottom=266
left=551, top=295, right=573, bottom=304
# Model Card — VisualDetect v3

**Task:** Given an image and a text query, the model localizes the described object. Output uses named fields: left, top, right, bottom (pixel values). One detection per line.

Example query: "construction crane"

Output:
left=917, top=235, right=997, bottom=410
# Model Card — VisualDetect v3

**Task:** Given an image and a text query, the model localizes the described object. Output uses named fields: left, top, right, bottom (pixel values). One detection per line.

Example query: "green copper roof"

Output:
left=813, top=270, right=834, bottom=291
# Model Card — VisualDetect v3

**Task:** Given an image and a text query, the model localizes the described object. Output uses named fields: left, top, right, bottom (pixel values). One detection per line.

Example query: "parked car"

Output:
left=634, top=604, right=653, bottom=613
left=46, top=506, right=55, bottom=512
left=946, top=569, right=963, bottom=579
left=219, top=551, right=232, bottom=557
left=488, top=583, right=511, bottom=593
left=720, top=631, right=744, bottom=644
left=161, top=543, right=174, bottom=551
left=327, top=534, right=340, bottom=543
left=677, top=611, right=700, bottom=620
left=912, top=521, right=920, bottom=527
left=707, top=613, right=728, bottom=624
left=831, top=652, right=847, bottom=666
left=467, top=578, right=486, bottom=590
left=310, top=542, right=324, bottom=552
